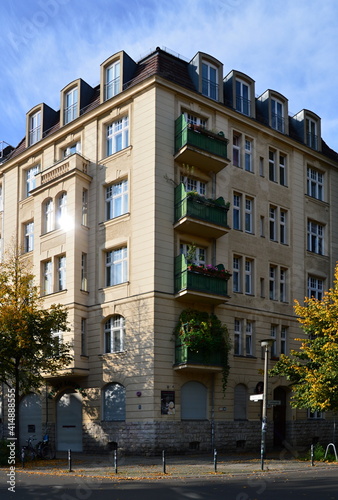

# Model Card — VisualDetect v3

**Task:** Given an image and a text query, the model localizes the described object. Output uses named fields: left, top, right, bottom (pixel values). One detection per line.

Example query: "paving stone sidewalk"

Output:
left=13, top=452, right=338, bottom=479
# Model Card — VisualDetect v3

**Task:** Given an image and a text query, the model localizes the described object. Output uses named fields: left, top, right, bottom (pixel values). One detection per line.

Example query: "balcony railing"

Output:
left=174, top=254, right=230, bottom=301
left=174, top=115, right=228, bottom=173
left=174, top=343, right=223, bottom=370
left=174, top=183, right=230, bottom=237
left=34, top=153, right=89, bottom=189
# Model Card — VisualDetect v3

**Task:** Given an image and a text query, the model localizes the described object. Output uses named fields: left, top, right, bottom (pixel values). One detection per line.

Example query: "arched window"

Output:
left=181, top=381, right=207, bottom=420
left=234, top=384, right=248, bottom=420
left=103, top=383, right=126, bottom=421
left=104, top=315, right=125, bottom=353
left=56, top=192, right=67, bottom=229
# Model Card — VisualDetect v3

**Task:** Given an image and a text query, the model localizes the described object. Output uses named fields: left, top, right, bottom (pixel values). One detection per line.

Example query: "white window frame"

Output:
left=180, top=243, right=206, bottom=266
left=43, top=260, right=53, bottom=295
left=280, top=209, right=287, bottom=244
left=106, top=247, right=128, bottom=286
left=26, top=165, right=39, bottom=197
left=270, top=325, right=277, bottom=357
left=106, top=179, right=128, bottom=220
left=280, top=268, right=287, bottom=302
left=29, top=111, right=41, bottom=145
left=245, top=321, right=253, bottom=355
left=181, top=175, right=206, bottom=196
left=185, top=113, right=207, bottom=128
left=307, top=221, right=324, bottom=255
left=82, top=188, right=88, bottom=226
left=245, top=197, right=253, bottom=234
left=233, top=193, right=242, bottom=230
left=233, top=256, right=241, bottom=293
left=233, top=134, right=241, bottom=167
left=57, top=255, right=66, bottom=291
left=279, top=154, right=287, bottom=186
left=308, top=276, right=324, bottom=300
left=269, top=150, right=276, bottom=182
left=105, top=61, right=121, bottom=101
left=307, top=167, right=323, bottom=200
left=24, top=221, right=34, bottom=253
left=245, top=259, right=253, bottom=295
left=306, top=118, right=318, bottom=150
left=64, top=87, right=78, bottom=124
left=107, top=116, right=129, bottom=156
left=64, top=142, right=81, bottom=158
left=244, top=139, right=253, bottom=172
left=44, top=199, right=54, bottom=233
left=271, top=98, right=284, bottom=133
left=269, top=265, right=277, bottom=300
left=236, top=79, right=250, bottom=115
left=104, top=315, right=125, bottom=353
left=281, top=326, right=287, bottom=355
left=202, top=61, right=218, bottom=100
left=56, top=192, right=67, bottom=229
left=234, top=319, right=242, bottom=355
left=269, top=206, right=277, bottom=241
left=81, top=253, right=88, bottom=291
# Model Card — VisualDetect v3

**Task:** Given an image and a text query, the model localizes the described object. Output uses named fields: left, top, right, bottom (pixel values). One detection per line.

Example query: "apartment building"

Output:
left=1, top=47, right=337, bottom=454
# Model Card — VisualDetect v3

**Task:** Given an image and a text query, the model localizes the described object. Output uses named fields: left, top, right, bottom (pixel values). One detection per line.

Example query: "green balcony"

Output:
left=174, top=115, right=229, bottom=173
left=174, top=343, right=223, bottom=372
left=174, top=183, right=230, bottom=238
left=174, top=254, right=230, bottom=304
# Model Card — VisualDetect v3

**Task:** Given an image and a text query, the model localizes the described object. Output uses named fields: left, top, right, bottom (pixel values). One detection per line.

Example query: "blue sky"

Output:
left=1, top=0, right=338, bottom=151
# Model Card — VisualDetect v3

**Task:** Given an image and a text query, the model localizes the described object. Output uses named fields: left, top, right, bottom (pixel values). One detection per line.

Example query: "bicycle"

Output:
left=21, top=434, right=54, bottom=461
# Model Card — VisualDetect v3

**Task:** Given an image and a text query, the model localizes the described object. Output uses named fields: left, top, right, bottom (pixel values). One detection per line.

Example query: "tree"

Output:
left=270, top=265, right=338, bottom=413
left=0, top=248, right=72, bottom=448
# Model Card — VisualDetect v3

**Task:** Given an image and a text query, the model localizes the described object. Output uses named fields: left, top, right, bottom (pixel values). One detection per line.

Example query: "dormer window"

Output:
left=236, top=79, right=250, bottom=115
left=29, top=111, right=41, bottom=145
left=306, top=117, right=318, bottom=150
left=202, top=61, right=218, bottom=100
left=271, top=98, right=284, bottom=133
left=64, top=87, right=78, bottom=124
left=105, top=61, right=120, bottom=100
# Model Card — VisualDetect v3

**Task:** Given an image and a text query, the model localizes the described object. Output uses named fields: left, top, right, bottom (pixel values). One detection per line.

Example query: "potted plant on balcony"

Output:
left=173, top=309, right=231, bottom=393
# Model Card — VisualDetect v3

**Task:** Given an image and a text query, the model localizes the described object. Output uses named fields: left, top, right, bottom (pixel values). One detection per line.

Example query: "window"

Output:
left=245, top=197, right=253, bottom=233
left=236, top=79, right=250, bottom=115
left=26, top=165, right=39, bottom=197
left=233, top=193, right=241, bottom=230
left=106, top=247, right=128, bottom=286
left=29, top=111, right=41, bottom=145
left=64, top=142, right=81, bottom=158
left=270, top=325, right=277, bottom=357
left=259, top=157, right=264, bottom=177
left=308, top=276, right=324, bottom=300
left=280, top=326, right=287, bottom=355
left=181, top=381, right=207, bottom=420
left=180, top=243, right=206, bottom=266
left=64, top=87, right=78, bottom=124
left=107, top=116, right=129, bottom=156
left=233, top=257, right=240, bottom=293
left=57, top=255, right=66, bottom=291
left=269, top=265, right=276, bottom=300
left=245, top=321, right=253, bottom=355
left=82, top=189, right=88, bottom=226
left=308, top=410, right=323, bottom=419
left=280, top=268, right=287, bottom=302
left=271, top=98, right=284, bottom=133
left=306, top=118, right=318, bottom=150
left=245, top=259, right=253, bottom=295
left=185, top=113, right=207, bottom=128
left=181, top=175, right=206, bottom=196
left=104, top=315, right=125, bottom=353
left=202, top=61, right=218, bottom=100
left=233, top=134, right=241, bottom=167
left=307, top=167, right=323, bottom=200
left=56, top=192, right=67, bottom=229
left=280, top=209, right=287, bottom=244
left=106, top=179, right=128, bottom=220
left=269, top=206, right=277, bottom=241
left=279, top=155, right=287, bottom=186
left=307, top=221, right=324, bottom=255
left=105, top=61, right=120, bottom=100
left=103, top=382, right=126, bottom=421
left=24, top=221, right=34, bottom=253
left=269, top=149, right=287, bottom=185
left=44, top=199, right=54, bottom=233
left=52, top=330, right=63, bottom=355
left=244, top=139, right=253, bottom=172
left=81, top=253, right=88, bottom=291
left=43, top=260, right=53, bottom=295
left=269, top=150, right=276, bottom=182
left=234, top=319, right=242, bottom=355
left=81, top=318, right=87, bottom=356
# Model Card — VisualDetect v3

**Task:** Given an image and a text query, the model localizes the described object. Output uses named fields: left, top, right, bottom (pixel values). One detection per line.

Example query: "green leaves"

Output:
left=270, top=265, right=338, bottom=412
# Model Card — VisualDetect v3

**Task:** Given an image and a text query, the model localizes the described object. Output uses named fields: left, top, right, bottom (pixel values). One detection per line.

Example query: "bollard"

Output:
left=214, top=448, right=217, bottom=472
left=68, top=449, right=72, bottom=472
left=114, top=449, right=118, bottom=474
left=310, top=444, right=314, bottom=466
left=162, top=449, right=166, bottom=474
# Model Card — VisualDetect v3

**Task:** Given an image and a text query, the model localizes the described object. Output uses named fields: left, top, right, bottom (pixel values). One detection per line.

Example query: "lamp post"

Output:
left=260, top=338, right=274, bottom=471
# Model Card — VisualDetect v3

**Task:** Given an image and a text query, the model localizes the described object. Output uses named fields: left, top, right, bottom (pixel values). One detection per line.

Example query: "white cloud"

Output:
left=1, top=0, right=338, bottom=150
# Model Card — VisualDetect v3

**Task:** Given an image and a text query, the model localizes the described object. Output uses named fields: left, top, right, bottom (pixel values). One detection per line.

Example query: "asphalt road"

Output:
left=0, top=467, right=337, bottom=500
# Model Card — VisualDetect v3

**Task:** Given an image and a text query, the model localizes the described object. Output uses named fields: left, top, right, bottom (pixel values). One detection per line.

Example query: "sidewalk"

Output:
left=13, top=451, right=338, bottom=479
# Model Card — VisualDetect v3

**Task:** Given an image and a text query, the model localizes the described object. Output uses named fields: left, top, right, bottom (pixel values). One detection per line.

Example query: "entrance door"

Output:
left=19, top=393, right=42, bottom=448
left=56, top=391, right=83, bottom=452
left=273, top=387, right=287, bottom=447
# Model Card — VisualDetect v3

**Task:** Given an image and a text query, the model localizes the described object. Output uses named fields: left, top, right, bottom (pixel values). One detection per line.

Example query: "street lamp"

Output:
left=260, top=338, right=274, bottom=471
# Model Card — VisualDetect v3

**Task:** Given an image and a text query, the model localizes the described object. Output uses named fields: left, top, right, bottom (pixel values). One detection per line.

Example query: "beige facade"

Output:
left=1, top=47, right=338, bottom=454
